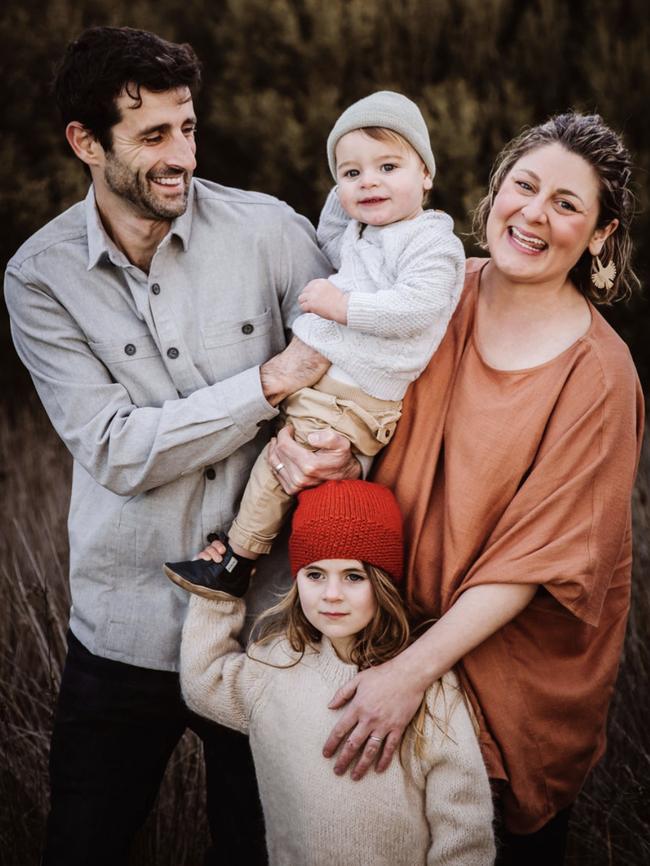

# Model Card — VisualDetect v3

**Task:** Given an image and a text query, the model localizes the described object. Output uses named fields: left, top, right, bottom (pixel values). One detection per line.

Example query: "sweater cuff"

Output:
left=189, top=594, right=244, bottom=615
left=346, top=292, right=378, bottom=333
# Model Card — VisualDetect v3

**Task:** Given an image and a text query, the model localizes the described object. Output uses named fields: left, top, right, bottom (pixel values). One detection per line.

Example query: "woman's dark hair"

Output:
left=472, top=112, right=639, bottom=304
left=53, top=27, right=202, bottom=151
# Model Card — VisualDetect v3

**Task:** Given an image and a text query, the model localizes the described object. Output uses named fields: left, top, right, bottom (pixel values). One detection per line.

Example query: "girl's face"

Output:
left=296, top=559, right=377, bottom=662
left=486, top=142, right=617, bottom=289
left=335, top=130, right=432, bottom=226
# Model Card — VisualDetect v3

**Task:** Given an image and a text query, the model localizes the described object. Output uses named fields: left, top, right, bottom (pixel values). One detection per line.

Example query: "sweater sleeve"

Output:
left=316, top=187, right=350, bottom=270
left=180, top=595, right=266, bottom=734
left=423, top=675, right=496, bottom=866
left=346, top=214, right=465, bottom=339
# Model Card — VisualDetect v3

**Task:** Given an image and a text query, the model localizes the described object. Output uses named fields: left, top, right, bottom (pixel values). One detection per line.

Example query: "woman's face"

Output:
left=486, top=142, right=616, bottom=287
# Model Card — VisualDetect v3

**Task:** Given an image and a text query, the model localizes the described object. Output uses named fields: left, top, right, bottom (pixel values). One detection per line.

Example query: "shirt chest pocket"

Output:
left=201, top=309, right=276, bottom=380
left=89, top=334, right=176, bottom=406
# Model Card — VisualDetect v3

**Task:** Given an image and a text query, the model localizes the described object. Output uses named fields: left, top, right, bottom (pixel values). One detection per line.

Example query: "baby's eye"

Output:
left=343, top=169, right=360, bottom=179
left=381, top=163, right=397, bottom=172
left=345, top=572, right=366, bottom=582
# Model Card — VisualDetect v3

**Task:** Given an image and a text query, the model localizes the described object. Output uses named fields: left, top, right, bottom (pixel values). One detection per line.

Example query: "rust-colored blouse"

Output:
left=373, top=258, right=644, bottom=833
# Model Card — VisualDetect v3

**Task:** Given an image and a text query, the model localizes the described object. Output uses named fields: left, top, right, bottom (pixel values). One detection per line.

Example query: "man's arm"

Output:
left=4, top=266, right=328, bottom=498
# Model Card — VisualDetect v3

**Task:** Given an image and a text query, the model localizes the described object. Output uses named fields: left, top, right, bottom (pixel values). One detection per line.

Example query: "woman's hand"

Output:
left=323, top=658, right=426, bottom=780
left=267, top=424, right=361, bottom=495
left=324, top=581, right=540, bottom=779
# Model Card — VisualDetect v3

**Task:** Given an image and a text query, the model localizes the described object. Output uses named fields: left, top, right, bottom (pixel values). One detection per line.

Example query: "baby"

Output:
left=165, top=90, right=465, bottom=596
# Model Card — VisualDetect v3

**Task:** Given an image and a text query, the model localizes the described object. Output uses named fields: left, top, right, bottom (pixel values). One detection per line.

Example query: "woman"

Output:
left=270, top=112, right=644, bottom=862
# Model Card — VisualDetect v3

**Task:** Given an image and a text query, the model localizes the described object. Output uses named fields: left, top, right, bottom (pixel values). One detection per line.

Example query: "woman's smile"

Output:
left=507, top=225, right=548, bottom=253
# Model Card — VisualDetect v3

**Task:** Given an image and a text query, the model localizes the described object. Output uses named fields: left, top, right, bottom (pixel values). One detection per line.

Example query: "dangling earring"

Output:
left=591, top=255, right=617, bottom=291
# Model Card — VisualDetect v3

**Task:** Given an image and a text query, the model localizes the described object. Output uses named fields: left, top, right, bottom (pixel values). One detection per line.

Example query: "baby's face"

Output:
left=335, top=129, right=432, bottom=226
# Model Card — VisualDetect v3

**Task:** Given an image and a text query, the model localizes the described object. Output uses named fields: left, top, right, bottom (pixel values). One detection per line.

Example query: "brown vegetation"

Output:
left=1, top=396, right=648, bottom=865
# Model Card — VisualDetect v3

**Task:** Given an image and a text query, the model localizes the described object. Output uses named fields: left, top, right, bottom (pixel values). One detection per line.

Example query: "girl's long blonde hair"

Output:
left=249, top=562, right=460, bottom=759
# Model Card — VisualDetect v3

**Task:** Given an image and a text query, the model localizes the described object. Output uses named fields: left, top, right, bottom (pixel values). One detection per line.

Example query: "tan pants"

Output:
left=229, top=374, right=402, bottom=555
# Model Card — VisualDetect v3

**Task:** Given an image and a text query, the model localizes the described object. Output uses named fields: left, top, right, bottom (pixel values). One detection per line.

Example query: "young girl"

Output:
left=177, top=480, right=495, bottom=865
left=165, top=91, right=465, bottom=597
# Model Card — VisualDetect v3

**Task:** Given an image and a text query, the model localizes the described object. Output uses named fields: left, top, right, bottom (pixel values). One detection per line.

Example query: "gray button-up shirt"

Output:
left=5, top=178, right=329, bottom=670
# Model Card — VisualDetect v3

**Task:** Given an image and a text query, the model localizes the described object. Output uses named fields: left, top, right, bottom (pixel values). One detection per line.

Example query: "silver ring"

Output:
left=274, top=462, right=285, bottom=472
left=368, top=735, right=384, bottom=743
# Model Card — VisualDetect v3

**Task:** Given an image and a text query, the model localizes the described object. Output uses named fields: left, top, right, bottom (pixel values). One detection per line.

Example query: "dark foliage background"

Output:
left=1, top=2, right=648, bottom=865
left=1, top=0, right=649, bottom=393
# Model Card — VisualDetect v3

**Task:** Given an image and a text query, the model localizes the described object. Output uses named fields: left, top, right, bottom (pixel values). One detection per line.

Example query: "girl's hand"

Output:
left=267, top=424, right=361, bottom=495
left=323, top=658, right=425, bottom=780
left=196, top=538, right=227, bottom=562
left=298, top=278, right=349, bottom=324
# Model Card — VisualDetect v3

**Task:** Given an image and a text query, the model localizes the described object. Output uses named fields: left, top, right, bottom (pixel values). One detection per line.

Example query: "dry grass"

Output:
left=0, top=397, right=210, bottom=866
left=1, top=395, right=648, bottom=865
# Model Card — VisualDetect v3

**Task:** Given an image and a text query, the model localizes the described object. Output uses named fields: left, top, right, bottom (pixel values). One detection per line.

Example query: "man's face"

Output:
left=100, top=86, right=197, bottom=220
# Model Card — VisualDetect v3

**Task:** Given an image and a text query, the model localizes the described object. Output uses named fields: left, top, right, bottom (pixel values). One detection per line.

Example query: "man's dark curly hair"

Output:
left=54, top=26, right=202, bottom=151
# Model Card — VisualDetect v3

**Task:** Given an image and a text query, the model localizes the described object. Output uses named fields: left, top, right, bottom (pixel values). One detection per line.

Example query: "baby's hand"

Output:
left=298, top=279, right=348, bottom=324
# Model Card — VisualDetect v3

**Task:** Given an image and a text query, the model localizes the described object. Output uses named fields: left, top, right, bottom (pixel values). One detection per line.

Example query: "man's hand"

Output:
left=260, top=337, right=330, bottom=407
left=323, top=659, right=425, bottom=780
left=298, top=279, right=348, bottom=324
left=267, top=425, right=360, bottom=495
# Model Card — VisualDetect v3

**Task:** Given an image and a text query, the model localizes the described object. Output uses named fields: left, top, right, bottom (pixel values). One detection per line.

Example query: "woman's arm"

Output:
left=323, top=581, right=536, bottom=779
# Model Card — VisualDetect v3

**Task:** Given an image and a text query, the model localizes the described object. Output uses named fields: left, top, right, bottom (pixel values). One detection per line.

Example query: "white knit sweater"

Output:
left=181, top=595, right=495, bottom=866
left=291, top=189, right=466, bottom=400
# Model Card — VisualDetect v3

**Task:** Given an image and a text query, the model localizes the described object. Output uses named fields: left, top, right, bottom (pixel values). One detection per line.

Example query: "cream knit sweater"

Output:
left=291, top=189, right=466, bottom=400
left=181, top=595, right=495, bottom=866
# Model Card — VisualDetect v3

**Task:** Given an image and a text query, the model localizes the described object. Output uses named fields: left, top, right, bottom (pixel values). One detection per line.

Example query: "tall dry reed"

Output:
left=1, top=396, right=648, bottom=865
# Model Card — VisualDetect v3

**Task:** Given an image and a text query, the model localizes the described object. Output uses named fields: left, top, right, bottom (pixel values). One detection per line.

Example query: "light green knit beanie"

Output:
left=326, top=90, right=435, bottom=181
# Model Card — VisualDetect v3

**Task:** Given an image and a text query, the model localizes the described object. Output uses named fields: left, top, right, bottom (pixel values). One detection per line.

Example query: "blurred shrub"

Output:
left=2, top=0, right=648, bottom=392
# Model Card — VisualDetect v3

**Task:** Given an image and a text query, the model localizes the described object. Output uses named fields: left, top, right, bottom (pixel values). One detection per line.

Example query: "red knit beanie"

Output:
left=289, top=480, right=404, bottom=583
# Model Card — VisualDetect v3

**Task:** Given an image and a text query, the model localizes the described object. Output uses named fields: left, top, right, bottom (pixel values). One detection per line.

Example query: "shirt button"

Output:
left=206, top=532, right=219, bottom=543
left=241, top=323, right=254, bottom=335
left=167, top=347, right=180, bottom=359
left=151, top=283, right=161, bottom=295
left=205, top=468, right=216, bottom=480
left=124, top=343, right=136, bottom=356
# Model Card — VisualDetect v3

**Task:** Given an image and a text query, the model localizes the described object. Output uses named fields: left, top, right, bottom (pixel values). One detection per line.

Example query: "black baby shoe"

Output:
left=164, top=547, right=254, bottom=599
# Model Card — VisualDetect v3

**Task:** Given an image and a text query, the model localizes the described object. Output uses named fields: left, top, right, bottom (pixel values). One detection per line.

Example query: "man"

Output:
left=4, top=26, right=356, bottom=866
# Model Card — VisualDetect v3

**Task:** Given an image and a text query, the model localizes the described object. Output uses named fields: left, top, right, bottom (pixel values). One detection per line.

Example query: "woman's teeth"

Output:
left=510, top=226, right=547, bottom=251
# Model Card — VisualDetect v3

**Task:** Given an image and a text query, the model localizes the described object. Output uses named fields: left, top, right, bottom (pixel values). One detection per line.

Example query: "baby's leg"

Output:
left=229, top=442, right=292, bottom=556
left=164, top=404, right=325, bottom=597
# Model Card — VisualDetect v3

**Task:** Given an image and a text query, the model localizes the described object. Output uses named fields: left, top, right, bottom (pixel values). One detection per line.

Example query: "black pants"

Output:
left=42, top=630, right=267, bottom=866
left=495, top=805, right=572, bottom=866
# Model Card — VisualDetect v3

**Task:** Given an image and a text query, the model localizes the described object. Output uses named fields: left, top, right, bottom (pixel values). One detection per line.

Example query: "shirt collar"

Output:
left=85, top=180, right=196, bottom=271
left=85, top=186, right=113, bottom=270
